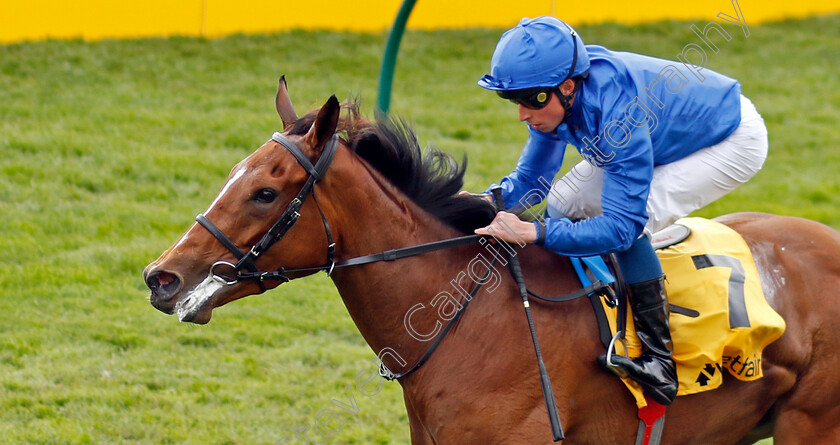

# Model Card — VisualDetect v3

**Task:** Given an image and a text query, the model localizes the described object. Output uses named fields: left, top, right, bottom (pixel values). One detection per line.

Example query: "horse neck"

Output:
left=323, top=156, right=483, bottom=363
left=321, top=154, right=592, bottom=392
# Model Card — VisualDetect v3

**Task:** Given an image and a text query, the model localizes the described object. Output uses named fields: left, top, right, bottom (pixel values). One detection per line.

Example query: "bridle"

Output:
left=196, top=132, right=339, bottom=292
left=195, top=131, right=488, bottom=292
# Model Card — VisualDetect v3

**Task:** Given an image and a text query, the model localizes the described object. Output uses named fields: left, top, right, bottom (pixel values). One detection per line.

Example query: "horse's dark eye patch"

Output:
left=253, top=188, right=278, bottom=203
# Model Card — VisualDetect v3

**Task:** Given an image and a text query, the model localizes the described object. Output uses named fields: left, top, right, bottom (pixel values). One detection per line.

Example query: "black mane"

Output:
left=290, top=105, right=496, bottom=234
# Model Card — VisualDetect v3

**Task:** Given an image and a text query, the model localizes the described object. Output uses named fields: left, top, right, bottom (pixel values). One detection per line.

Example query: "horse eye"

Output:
left=253, top=188, right=278, bottom=204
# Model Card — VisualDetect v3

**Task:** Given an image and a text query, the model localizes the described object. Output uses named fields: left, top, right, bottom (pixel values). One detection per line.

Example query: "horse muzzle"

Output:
left=144, top=264, right=219, bottom=324
left=145, top=266, right=184, bottom=312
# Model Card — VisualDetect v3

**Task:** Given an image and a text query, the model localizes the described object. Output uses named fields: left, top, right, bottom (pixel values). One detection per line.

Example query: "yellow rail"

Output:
left=1, top=0, right=838, bottom=43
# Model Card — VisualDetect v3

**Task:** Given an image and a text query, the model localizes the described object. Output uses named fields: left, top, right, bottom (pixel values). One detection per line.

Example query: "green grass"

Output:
left=2, top=14, right=839, bottom=444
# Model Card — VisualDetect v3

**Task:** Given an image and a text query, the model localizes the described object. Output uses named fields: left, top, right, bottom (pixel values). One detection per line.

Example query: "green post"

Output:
left=376, top=0, right=418, bottom=114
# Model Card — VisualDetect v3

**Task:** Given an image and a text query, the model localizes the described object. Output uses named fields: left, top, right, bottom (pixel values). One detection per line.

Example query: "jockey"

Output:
left=473, top=16, right=768, bottom=405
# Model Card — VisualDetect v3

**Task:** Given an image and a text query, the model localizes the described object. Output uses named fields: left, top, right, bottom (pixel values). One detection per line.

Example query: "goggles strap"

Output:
left=557, top=28, right=583, bottom=122
left=558, top=77, right=583, bottom=121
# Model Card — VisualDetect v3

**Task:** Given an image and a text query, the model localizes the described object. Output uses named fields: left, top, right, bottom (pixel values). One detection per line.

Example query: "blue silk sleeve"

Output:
left=541, top=124, right=653, bottom=256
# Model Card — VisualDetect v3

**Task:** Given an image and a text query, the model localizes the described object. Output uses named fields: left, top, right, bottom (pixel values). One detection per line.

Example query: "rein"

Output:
left=234, top=233, right=487, bottom=283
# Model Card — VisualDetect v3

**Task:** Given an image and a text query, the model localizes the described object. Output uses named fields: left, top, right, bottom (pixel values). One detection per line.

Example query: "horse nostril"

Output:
left=146, top=270, right=182, bottom=300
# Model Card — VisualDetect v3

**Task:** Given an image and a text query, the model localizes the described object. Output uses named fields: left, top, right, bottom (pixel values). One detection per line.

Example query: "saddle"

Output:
left=564, top=217, right=786, bottom=445
left=574, top=217, right=786, bottom=408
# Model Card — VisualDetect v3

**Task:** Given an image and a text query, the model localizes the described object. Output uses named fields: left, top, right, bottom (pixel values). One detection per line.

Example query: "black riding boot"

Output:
left=598, top=276, right=678, bottom=405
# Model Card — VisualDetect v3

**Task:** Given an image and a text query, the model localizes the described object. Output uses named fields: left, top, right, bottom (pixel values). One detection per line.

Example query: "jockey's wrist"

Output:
left=533, top=220, right=546, bottom=246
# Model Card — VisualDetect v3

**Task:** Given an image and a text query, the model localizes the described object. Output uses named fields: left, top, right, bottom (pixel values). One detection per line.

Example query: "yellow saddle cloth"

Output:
left=604, top=217, right=786, bottom=407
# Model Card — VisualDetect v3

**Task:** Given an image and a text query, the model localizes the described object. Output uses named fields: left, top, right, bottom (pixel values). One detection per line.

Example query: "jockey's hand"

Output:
left=457, top=190, right=493, bottom=203
left=474, top=211, right=537, bottom=244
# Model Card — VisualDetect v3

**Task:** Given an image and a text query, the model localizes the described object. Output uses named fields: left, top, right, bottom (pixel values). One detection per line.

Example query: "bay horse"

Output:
left=144, top=80, right=840, bottom=444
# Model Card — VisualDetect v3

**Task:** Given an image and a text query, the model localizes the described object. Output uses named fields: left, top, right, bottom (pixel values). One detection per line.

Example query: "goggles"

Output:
left=497, top=87, right=560, bottom=110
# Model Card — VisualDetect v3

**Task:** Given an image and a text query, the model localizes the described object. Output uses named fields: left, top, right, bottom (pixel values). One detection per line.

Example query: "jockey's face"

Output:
left=518, top=91, right=565, bottom=133
left=516, top=79, right=575, bottom=133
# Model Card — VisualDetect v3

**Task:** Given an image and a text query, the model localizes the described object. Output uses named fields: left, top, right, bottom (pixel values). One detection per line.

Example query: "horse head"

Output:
left=144, top=78, right=344, bottom=324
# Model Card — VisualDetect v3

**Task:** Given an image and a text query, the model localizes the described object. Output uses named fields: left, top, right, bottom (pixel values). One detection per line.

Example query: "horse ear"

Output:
left=275, top=75, right=298, bottom=130
left=304, top=95, right=340, bottom=155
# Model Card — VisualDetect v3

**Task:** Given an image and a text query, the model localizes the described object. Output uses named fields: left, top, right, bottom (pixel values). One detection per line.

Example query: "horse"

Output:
left=143, top=79, right=840, bottom=444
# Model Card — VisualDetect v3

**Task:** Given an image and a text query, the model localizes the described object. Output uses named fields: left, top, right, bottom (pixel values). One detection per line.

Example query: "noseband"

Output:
left=196, top=132, right=339, bottom=291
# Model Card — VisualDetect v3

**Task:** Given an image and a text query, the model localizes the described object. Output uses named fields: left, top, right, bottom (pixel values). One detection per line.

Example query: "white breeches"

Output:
left=546, top=94, right=769, bottom=235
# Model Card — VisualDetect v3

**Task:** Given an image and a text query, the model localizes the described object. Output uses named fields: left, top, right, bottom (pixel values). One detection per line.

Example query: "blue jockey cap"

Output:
left=478, top=16, right=590, bottom=91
